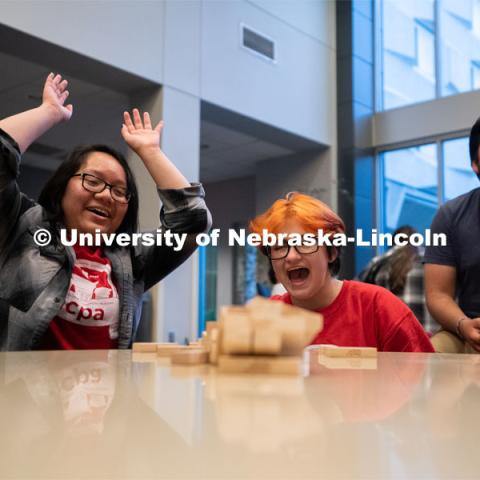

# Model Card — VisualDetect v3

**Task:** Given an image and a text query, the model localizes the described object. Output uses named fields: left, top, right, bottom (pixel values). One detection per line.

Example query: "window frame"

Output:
left=374, top=130, right=470, bottom=253
left=374, top=0, right=480, bottom=111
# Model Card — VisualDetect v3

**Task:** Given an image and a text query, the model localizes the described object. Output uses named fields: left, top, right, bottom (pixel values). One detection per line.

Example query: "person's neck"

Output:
left=291, top=278, right=344, bottom=311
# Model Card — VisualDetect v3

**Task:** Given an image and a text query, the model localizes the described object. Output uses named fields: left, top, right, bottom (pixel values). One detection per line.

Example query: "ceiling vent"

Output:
left=241, top=25, right=275, bottom=62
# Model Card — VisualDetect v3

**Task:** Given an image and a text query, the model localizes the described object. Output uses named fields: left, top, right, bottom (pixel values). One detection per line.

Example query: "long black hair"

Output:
left=38, top=144, right=139, bottom=235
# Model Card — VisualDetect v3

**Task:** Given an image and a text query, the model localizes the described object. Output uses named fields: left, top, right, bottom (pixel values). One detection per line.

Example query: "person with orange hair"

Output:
left=250, top=192, right=434, bottom=352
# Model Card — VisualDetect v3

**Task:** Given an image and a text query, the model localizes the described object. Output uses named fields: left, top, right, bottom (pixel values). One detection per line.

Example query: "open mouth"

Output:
left=287, top=267, right=310, bottom=282
left=86, top=207, right=110, bottom=219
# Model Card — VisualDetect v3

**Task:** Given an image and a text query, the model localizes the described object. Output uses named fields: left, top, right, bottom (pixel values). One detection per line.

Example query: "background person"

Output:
left=358, top=225, right=438, bottom=335
left=424, top=117, right=480, bottom=352
left=250, top=192, right=434, bottom=352
left=0, top=73, right=211, bottom=351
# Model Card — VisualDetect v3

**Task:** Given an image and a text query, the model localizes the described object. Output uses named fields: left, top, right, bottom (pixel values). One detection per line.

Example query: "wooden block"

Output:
left=305, top=344, right=339, bottom=355
left=246, top=296, right=323, bottom=355
left=280, top=305, right=323, bottom=347
left=221, top=308, right=253, bottom=354
left=171, top=349, right=209, bottom=365
left=323, top=346, right=377, bottom=358
left=156, top=344, right=185, bottom=357
left=217, top=355, right=303, bottom=375
left=206, top=321, right=217, bottom=333
left=317, top=356, right=377, bottom=370
left=199, top=331, right=209, bottom=350
left=209, top=328, right=220, bottom=364
left=253, top=325, right=282, bottom=355
left=132, top=342, right=158, bottom=353
left=278, top=320, right=308, bottom=355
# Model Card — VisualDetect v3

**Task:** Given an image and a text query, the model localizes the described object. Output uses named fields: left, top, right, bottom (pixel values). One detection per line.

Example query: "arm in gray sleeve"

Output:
left=133, top=182, right=212, bottom=291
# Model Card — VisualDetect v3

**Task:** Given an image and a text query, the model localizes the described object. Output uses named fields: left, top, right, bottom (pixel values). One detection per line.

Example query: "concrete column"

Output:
left=127, top=0, right=202, bottom=343
left=128, top=85, right=201, bottom=343
left=159, top=86, right=201, bottom=343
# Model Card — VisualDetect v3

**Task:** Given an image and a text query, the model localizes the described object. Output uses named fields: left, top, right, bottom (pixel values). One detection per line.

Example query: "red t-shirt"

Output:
left=272, top=280, right=434, bottom=353
left=40, top=245, right=120, bottom=350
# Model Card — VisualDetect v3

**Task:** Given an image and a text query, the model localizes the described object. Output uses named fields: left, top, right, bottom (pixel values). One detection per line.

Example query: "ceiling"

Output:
left=0, top=50, right=295, bottom=184
left=200, top=121, right=293, bottom=183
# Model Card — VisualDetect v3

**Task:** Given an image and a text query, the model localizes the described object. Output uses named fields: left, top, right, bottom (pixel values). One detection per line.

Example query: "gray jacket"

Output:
left=0, top=129, right=211, bottom=351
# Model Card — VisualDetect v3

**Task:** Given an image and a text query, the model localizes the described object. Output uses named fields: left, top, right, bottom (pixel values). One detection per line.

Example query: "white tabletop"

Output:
left=0, top=349, right=478, bottom=479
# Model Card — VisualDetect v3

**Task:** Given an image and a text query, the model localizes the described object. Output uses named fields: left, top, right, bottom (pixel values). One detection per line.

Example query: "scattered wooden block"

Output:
left=253, top=324, right=282, bottom=355
left=217, top=355, right=304, bottom=375
left=199, top=331, right=209, bottom=350
left=316, top=356, right=377, bottom=370
left=132, top=342, right=158, bottom=353
left=209, top=327, right=220, bottom=365
left=305, top=344, right=339, bottom=355
left=322, top=346, right=377, bottom=358
left=206, top=321, right=217, bottom=334
left=221, top=307, right=253, bottom=354
left=156, top=343, right=184, bottom=357
left=246, top=296, right=323, bottom=355
left=171, top=349, right=209, bottom=365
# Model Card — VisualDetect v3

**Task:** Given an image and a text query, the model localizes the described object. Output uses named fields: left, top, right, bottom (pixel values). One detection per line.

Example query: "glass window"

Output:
left=380, top=0, right=435, bottom=109
left=471, top=61, right=480, bottom=89
left=440, top=0, right=480, bottom=96
left=381, top=144, right=438, bottom=234
left=415, top=22, right=435, bottom=80
left=378, top=0, right=480, bottom=107
left=474, top=0, right=480, bottom=35
left=443, top=137, right=479, bottom=200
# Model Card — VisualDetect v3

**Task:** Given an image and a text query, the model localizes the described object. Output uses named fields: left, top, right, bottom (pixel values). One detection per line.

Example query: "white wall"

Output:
left=0, top=0, right=166, bottom=83
left=255, top=149, right=334, bottom=214
left=200, top=0, right=336, bottom=145
left=372, top=89, right=480, bottom=147
left=1, top=0, right=336, bottom=147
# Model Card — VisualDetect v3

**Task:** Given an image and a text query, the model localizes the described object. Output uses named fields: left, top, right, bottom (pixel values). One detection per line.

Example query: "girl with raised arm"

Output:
left=0, top=73, right=210, bottom=350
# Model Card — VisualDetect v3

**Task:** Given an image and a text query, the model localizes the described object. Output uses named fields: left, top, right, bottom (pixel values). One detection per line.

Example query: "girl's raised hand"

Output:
left=42, top=73, right=73, bottom=123
left=121, top=109, right=163, bottom=155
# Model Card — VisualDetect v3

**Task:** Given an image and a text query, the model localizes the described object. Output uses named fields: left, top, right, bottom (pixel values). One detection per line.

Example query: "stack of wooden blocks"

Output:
left=132, top=297, right=379, bottom=374
left=133, top=296, right=323, bottom=375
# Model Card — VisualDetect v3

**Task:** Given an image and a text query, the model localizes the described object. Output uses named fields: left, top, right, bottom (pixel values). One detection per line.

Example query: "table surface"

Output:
left=0, top=348, right=478, bottom=479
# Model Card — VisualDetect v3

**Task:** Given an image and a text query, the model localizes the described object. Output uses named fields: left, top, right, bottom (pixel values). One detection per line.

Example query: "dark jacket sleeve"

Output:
left=0, top=129, right=36, bottom=251
left=132, top=183, right=212, bottom=291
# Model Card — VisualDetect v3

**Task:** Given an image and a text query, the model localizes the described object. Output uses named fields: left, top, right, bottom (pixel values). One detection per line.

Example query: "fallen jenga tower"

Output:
left=132, top=297, right=379, bottom=375
left=208, top=296, right=323, bottom=375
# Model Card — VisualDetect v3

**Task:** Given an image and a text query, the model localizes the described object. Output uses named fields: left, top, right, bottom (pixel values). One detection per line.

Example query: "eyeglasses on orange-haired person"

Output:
left=249, top=192, right=434, bottom=353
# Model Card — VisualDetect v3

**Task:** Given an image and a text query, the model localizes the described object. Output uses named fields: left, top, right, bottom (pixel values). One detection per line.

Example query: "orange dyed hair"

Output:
left=250, top=192, right=345, bottom=237
left=249, top=192, right=345, bottom=275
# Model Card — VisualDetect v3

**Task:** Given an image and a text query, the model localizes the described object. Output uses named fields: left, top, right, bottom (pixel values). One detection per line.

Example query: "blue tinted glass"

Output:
left=381, top=144, right=438, bottom=233
left=440, top=0, right=480, bottom=96
left=381, top=0, right=435, bottom=109
left=443, top=137, right=478, bottom=200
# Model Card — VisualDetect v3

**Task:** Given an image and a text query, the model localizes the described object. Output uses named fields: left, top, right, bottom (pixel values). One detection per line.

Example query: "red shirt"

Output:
left=272, top=280, right=434, bottom=353
left=40, top=245, right=120, bottom=350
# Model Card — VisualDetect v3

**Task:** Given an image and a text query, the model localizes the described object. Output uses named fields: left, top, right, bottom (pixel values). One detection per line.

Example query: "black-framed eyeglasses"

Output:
left=73, top=173, right=131, bottom=204
left=267, top=244, right=320, bottom=260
